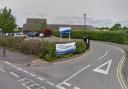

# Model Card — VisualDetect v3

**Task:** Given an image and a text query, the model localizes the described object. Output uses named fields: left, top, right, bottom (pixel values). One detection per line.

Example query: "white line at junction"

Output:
left=9, top=72, right=20, bottom=78
left=56, top=65, right=90, bottom=87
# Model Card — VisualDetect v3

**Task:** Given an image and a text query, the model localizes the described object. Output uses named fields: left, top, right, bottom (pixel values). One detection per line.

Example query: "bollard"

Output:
left=3, top=47, right=6, bottom=57
left=83, top=36, right=90, bottom=49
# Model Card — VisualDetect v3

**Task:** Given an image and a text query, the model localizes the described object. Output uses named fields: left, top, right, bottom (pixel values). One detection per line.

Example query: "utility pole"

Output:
left=84, top=13, right=87, bottom=31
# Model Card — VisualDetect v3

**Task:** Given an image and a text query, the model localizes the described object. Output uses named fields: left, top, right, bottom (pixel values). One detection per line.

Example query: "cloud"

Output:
left=54, top=16, right=82, bottom=25
left=87, top=19, right=114, bottom=27
left=54, top=16, right=115, bottom=27
left=118, top=20, right=128, bottom=26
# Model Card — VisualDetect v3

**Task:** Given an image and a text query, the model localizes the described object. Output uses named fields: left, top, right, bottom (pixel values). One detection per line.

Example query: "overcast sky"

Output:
left=0, top=0, right=128, bottom=27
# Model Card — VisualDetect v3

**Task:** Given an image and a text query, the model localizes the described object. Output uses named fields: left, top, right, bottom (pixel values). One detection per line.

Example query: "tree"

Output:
left=40, top=19, right=47, bottom=31
left=110, top=23, right=122, bottom=31
left=123, top=26, right=128, bottom=30
left=0, top=7, right=17, bottom=34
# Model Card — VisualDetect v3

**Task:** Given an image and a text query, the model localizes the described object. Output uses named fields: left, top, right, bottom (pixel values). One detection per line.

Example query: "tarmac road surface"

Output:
left=0, top=41, right=126, bottom=89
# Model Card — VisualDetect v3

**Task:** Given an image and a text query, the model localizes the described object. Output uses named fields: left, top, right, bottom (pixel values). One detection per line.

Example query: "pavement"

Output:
left=0, top=47, right=37, bottom=64
left=0, top=41, right=127, bottom=89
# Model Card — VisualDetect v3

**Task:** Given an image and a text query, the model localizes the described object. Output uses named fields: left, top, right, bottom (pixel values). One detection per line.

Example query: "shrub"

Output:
left=76, top=41, right=88, bottom=54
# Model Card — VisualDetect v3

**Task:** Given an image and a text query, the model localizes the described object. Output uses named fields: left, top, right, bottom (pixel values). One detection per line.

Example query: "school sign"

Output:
left=56, top=42, right=76, bottom=55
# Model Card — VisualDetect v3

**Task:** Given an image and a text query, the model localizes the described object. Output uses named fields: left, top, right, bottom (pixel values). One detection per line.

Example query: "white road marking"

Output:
left=22, top=80, right=34, bottom=87
left=93, top=59, right=112, bottom=75
left=46, top=81, right=55, bottom=86
left=0, top=64, right=5, bottom=72
left=56, top=85, right=66, bottom=89
left=22, top=69, right=29, bottom=74
left=4, top=61, right=11, bottom=65
left=17, top=67, right=22, bottom=70
left=56, top=65, right=90, bottom=89
left=37, top=77, right=44, bottom=81
left=57, top=65, right=90, bottom=86
left=37, top=86, right=46, bottom=89
left=12, top=65, right=17, bottom=68
left=30, top=73, right=36, bottom=77
left=9, top=72, right=20, bottom=78
left=26, top=83, right=40, bottom=89
left=0, top=68, right=5, bottom=72
left=74, top=87, right=81, bottom=89
left=63, top=82, right=71, bottom=86
left=17, top=78, right=28, bottom=84
left=17, top=68, right=29, bottom=74
left=98, top=51, right=108, bottom=60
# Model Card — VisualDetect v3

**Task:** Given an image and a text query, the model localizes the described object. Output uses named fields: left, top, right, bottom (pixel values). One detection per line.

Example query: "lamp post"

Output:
left=84, top=13, right=87, bottom=31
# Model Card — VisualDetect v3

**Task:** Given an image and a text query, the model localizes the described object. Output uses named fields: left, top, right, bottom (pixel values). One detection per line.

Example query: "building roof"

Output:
left=22, top=18, right=96, bottom=32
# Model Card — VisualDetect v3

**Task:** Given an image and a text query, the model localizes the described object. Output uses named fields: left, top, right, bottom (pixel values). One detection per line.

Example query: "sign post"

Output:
left=69, top=33, right=71, bottom=41
left=59, top=27, right=71, bottom=42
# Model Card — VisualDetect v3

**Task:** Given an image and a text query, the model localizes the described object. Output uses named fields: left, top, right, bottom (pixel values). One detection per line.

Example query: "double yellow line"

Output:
left=117, top=48, right=128, bottom=89
left=99, top=42, right=128, bottom=89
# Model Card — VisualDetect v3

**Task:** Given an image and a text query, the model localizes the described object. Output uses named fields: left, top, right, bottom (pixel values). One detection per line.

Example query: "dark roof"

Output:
left=22, top=18, right=95, bottom=32
left=22, top=18, right=47, bottom=31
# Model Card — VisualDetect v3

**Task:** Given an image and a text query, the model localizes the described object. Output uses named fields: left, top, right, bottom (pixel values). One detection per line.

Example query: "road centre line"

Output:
left=98, top=51, right=108, bottom=60
left=37, top=77, right=44, bottom=81
left=4, top=61, right=11, bottom=65
left=12, top=65, right=17, bottom=68
left=46, top=81, right=55, bottom=86
left=29, top=73, right=36, bottom=77
left=56, top=65, right=90, bottom=86
left=17, top=67, right=22, bottom=70
left=9, top=72, right=20, bottom=78
left=21, top=69, right=29, bottom=74
left=0, top=68, right=5, bottom=72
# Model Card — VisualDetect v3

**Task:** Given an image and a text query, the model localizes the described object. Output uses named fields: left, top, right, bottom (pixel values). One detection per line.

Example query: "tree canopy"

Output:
left=110, top=23, right=122, bottom=31
left=40, top=20, right=47, bottom=30
left=0, top=7, right=17, bottom=33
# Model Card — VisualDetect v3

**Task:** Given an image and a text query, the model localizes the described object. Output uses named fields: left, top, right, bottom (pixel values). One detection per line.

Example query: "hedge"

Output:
left=0, top=37, right=87, bottom=62
left=53, top=30, right=128, bottom=45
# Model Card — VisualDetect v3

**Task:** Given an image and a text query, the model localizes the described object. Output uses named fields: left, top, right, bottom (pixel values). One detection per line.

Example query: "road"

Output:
left=0, top=41, right=126, bottom=89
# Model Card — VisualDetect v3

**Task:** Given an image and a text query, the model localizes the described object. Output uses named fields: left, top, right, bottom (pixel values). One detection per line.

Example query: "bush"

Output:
left=76, top=41, right=88, bottom=54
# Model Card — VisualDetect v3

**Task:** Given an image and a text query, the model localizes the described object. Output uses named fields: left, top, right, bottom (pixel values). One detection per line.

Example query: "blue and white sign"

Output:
left=59, top=27, right=71, bottom=36
left=56, top=42, right=76, bottom=55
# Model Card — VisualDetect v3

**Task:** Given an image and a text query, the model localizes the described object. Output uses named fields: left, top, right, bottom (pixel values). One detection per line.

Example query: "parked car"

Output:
left=28, top=32, right=33, bottom=37
left=39, top=33, right=44, bottom=37
left=14, top=33, right=27, bottom=38
left=32, top=32, right=40, bottom=37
